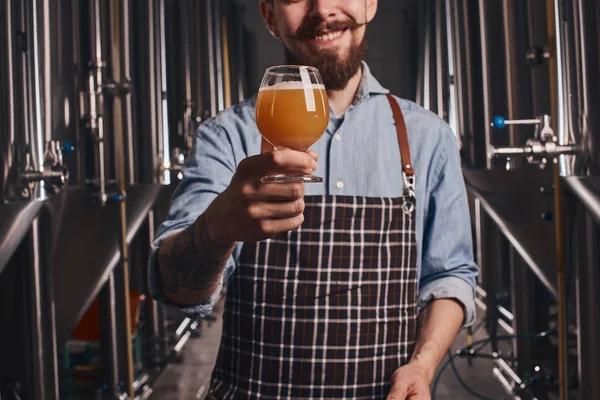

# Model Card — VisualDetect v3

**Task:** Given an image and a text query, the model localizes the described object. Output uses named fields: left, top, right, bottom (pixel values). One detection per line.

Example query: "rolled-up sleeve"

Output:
left=418, top=130, right=479, bottom=326
left=147, top=119, right=240, bottom=316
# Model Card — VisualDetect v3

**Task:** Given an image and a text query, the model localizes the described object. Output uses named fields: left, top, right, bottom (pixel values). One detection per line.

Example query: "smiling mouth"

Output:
left=312, top=28, right=347, bottom=42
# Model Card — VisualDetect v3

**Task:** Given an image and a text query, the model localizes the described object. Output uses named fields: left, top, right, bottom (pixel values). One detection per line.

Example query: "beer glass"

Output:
left=256, top=65, right=329, bottom=183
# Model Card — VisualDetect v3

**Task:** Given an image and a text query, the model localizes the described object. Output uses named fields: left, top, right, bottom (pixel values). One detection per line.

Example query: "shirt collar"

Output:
left=354, top=62, right=389, bottom=104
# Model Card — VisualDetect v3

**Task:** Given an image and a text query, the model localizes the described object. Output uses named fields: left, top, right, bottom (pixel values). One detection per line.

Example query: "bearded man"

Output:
left=149, top=1, right=478, bottom=399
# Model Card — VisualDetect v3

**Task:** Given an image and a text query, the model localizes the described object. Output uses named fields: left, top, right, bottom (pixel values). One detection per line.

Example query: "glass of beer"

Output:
left=256, top=65, right=329, bottom=183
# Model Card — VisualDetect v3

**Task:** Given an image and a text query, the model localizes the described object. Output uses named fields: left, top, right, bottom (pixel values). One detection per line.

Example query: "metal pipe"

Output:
left=190, top=0, right=205, bottom=122
left=41, top=0, right=51, bottom=144
left=71, top=0, right=84, bottom=184
left=1, top=0, right=16, bottom=201
left=110, top=2, right=125, bottom=184
left=547, top=2, right=571, bottom=394
left=458, top=0, right=476, bottom=164
left=206, top=0, right=217, bottom=116
left=490, top=143, right=578, bottom=157
left=121, top=0, right=135, bottom=185
left=478, top=0, right=493, bottom=168
left=90, top=0, right=107, bottom=204
left=471, top=190, right=558, bottom=297
left=214, top=0, right=224, bottom=112
left=19, top=215, right=59, bottom=399
left=474, top=197, right=483, bottom=273
left=110, top=1, right=135, bottom=393
left=181, top=0, right=192, bottom=102
left=117, top=152, right=134, bottom=399
left=143, top=0, right=171, bottom=184
left=222, top=17, right=232, bottom=109
left=574, top=0, right=589, bottom=154
left=434, top=0, right=444, bottom=119
left=415, top=1, right=425, bottom=107
left=497, top=305, right=514, bottom=321
left=20, top=0, right=32, bottom=153
left=501, top=0, right=517, bottom=146
left=495, top=357, right=523, bottom=386
left=29, top=218, right=46, bottom=400
left=476, top=286, right=487, bottom=298
left=422, top=0, right=432, bottom=110
left=4, top=0, right=16, bottom=152
left=497, top=119, right=542, bottom=126
left=158, top=0, right=171, bottom=184
left=553, top=161, right=568, bottom=400
left=145, top=210, right=164, bottom=350
left=563, top=177, right=600, bottom=225
left=548, top=0, right=570, bottom=176
left=444, top=0, right=459, bottom=138
left=497, top=318, right=515, bottom=334
left=180, top=0, right=193, bottom=148
left=492, top=367, right=515, bottom=396
left=146, top=0, right=159, bottom=183
left=28, top=0, right=47, bottom=191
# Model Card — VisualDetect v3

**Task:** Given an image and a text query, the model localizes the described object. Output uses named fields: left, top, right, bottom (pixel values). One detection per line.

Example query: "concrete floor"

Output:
left=150, top=299, right=510, bottom=399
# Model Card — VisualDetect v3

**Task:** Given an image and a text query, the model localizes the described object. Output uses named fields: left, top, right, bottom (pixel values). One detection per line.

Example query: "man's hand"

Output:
left=387, top=299, right=464, bottom=400
left=205, top=149, right=319, bottom=244
left=387, top=363, right=432, bottom=400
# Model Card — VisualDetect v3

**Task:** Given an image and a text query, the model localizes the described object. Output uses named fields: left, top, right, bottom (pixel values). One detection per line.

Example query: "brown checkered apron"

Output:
left=209, top=95, right=418, bottom=399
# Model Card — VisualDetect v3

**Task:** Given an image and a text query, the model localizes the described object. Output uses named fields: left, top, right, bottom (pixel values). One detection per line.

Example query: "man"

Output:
left=149, top=0, right=478, bottom=399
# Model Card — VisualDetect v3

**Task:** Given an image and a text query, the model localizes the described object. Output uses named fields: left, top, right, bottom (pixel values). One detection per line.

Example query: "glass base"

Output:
left=260, top=174, right=323, bottom=183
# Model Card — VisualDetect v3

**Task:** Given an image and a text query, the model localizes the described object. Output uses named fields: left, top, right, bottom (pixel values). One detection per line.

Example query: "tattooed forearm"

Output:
left=157, top=213, right=236, bottom=303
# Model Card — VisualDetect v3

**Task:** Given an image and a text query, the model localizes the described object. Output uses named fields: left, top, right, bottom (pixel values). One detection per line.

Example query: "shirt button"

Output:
left=334, top=133, right=341, bottom=141
left=336, top=180, right=344, bottom=189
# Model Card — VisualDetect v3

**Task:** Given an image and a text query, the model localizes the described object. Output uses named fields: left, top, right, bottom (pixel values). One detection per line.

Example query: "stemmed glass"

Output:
left=256, top=65, right=329, bottom=183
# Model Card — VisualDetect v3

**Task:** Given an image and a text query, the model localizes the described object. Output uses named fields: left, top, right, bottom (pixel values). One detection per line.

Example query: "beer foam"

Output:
left=259, top=81, right=326, bottom=91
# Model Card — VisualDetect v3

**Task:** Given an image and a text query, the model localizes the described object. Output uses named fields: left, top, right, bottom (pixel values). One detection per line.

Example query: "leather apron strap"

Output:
left=385, top=93, right=414, bottom=178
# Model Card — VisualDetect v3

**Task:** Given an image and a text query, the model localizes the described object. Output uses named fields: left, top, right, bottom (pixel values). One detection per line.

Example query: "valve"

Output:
left=61, top=141, right=75, bottom=155
left=109, top=190, right=127, bottom=204
left=541, top=212, right=554, bottom=222
left=491, top=116, right=542, bottom=129
left=488, top=114, right=579, bottom=168
left=17, top=140, right=72, bottom=197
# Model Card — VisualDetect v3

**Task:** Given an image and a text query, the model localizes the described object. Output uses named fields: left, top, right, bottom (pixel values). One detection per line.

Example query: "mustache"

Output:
left=284, top=19, right=367, bottom=40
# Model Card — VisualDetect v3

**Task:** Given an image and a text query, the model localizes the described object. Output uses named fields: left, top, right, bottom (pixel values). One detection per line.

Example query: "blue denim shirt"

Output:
left=148, top=63, right=478, bottom=326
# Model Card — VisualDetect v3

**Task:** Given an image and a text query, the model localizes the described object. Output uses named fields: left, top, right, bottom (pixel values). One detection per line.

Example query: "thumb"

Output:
left=387, top=382, right=408, bottom=400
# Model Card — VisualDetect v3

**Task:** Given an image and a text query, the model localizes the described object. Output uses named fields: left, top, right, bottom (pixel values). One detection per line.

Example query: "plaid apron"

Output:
left=210, top=95, right=418, bottom=399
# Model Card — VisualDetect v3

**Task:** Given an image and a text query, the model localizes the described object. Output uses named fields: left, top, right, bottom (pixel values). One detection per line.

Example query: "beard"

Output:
left=283, top=19, right=367, bottom=91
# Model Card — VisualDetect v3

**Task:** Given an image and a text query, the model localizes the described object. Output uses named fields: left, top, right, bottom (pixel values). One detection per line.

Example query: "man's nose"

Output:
left=307, top=0, right=341, bottom=21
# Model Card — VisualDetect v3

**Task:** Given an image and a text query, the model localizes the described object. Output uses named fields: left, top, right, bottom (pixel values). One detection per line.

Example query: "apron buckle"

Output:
left=402, top=173, right=416, bottom=214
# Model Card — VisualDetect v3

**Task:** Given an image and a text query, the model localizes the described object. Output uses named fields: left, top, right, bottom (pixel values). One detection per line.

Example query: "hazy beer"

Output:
left=256, top=82, right=329, bottom=151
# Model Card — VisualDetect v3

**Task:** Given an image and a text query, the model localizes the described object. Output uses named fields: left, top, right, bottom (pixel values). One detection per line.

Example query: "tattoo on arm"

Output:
left=158, top=213, right=235, bottom=296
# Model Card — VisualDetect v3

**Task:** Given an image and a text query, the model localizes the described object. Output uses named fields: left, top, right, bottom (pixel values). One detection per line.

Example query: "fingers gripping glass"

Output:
left=256, top=66, right=330, bottom=183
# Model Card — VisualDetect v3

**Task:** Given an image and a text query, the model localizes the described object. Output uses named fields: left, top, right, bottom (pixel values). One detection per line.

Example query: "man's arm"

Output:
left=408, top=299, right=464, bottom=381
left=156, top=150, right=318, bottom=306
left=157, top=213, right=235, bottom=306
left=386, top=299, right=463, bottom=400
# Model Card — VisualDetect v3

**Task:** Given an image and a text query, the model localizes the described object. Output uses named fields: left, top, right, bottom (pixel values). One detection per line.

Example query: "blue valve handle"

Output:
left=60, top=141, right=75, bottom=154
left=491, top=116, right=541, bottom=129
left=492, top=116, right=506, bottom=129
left=110, top=191, right=127, bottom=204
left=541, top=212, right=554, bottom=222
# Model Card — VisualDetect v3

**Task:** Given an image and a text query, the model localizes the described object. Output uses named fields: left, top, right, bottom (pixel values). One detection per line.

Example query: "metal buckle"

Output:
left=402, top=173, right=416, bottom=215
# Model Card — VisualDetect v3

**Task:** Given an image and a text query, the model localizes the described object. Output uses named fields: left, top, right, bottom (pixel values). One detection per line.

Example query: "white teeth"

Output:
left=314, top=30, right=343, bottom=42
